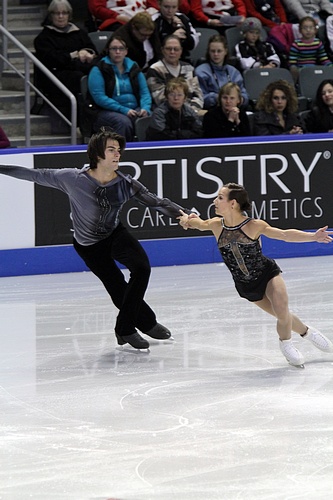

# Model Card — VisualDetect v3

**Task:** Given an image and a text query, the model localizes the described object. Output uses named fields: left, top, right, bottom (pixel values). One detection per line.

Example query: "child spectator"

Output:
left=146, top=77, right=203, bottom=140
left=289, top=16, right=332, bottom=83
left=236, top=17, right=281, bottom=70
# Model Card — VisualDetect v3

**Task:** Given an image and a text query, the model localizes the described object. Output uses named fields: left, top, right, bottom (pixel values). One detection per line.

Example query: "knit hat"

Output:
left=241, top=17, right=262, bottom=33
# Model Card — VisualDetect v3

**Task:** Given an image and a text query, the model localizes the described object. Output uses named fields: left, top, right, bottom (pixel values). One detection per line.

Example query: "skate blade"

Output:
left=289, top=362, right=305, bottom=369
left=116, top=346, right=150, bottom=354
left=148, top=336, right=175, bottom=345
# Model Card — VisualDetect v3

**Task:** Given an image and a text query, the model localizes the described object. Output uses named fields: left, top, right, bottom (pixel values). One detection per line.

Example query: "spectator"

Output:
left=203, top=82, right=250, bottom=137
left=195, top=34, right=249, bottom=109
left=147, top=0, right=191, bottom=15
left=189, top=0, right=246, bottom=30
left=303, top=79, right=333, bottom=132
left=236, top=17, right=281, bottom=70
left=243, top=0, right=288, bottom=29
left=282, top=0, right=333, bottom=24
left=254, top=79, right=303, bottom=135
left=34, top=0, right=96, bottom=128
left=0, top=126, right=10, bottom=148
left=112, top=12, right=161, bottom=69
left=152, top=0, right=200, bottom=60
left=87, top=0, right=157, bottom=32
left=266, top=22, right=301, bottom=68
left=146, top=77, right=203, bottom=140
left=87, top=35, right=152, bottom=141
left=146, top=34, right=204, bottom=113
left=289, top=16, right=332, bottom=83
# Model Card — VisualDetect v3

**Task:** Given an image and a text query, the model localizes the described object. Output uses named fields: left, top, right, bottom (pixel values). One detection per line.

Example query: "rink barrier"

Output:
left=0, top=134, right=332, bottom=277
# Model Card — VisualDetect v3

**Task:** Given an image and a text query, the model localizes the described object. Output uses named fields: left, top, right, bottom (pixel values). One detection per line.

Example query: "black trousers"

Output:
left=73, top=223, right=156, bottom=337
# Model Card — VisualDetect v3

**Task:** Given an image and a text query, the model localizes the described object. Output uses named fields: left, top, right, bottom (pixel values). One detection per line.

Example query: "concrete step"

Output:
left=10, top=134, right=75, bottom=148
left=3, top=4, right=46, bottom=22
left=0, top=89, right=30, bottom=114
left=1, top=114, right=52, bottom=136
left=1, top=69, right=34, bottom=91
left=4, top=26, right=42, bottom=46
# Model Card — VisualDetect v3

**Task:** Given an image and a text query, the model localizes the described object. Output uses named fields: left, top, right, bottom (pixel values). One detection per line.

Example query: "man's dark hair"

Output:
left=87, top=127, right=126, bottom=169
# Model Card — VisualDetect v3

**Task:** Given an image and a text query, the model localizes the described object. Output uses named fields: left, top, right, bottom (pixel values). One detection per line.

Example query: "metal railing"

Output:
left=0, top=14, right=77, bottom=146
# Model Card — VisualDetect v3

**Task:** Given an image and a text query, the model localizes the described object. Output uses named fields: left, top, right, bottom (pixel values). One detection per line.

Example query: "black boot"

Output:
left=144, top=323, right=171, bottom=340
left=116, top=332, right=149, bottom=349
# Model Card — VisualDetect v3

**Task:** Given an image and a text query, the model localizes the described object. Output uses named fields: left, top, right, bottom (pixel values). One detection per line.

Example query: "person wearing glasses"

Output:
left=152, top=0, right=200, bottom=60
left=288, top=16, right=332, bottom=83
left=87, top=35, right=152, bottom=141
left=253, top=79, right=303, bottom=135
left=112, top=12, right=162, bottom=69
left=146, top=77, right=203, bottom=140
left=34, top=0, right=97, bottom=123
left=146, top=34, right=204, bottom=114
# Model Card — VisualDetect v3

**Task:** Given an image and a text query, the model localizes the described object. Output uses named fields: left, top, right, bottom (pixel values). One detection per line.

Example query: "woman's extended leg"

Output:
left=254, top=275, right=333, bottom=364
left=254, top=275, right=307, bottom=338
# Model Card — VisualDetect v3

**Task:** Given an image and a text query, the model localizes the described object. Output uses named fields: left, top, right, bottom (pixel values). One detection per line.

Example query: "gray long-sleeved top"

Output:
left=282, top=0, right=333, bottom=20
left=0, top=164, right=188, bottom=245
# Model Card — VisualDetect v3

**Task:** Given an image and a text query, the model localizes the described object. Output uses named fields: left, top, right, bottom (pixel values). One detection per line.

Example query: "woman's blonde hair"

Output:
left=131, top=11, right=155, bottom=31
left=165, top=77, right=189, bottom=97
left=218, top=82, right=242, bottom=106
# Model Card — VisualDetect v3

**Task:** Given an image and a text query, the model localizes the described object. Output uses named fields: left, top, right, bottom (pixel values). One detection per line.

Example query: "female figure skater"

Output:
left=178, top=183, right=333, bottom=367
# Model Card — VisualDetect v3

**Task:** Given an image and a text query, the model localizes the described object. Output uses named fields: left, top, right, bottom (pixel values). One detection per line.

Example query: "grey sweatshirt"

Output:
left=0, top=164, right=188, bottom=245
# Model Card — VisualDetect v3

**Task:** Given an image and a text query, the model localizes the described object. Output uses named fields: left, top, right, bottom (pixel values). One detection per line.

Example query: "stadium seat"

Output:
left=243, top=67, right=306, bottom=110
left=298, top=66, right=333, bottom=106
left=134, top=116, right=152, bottom=142
left=189, top=27, right=219, bottom=67
left=88, top=31, right=114, bottom=54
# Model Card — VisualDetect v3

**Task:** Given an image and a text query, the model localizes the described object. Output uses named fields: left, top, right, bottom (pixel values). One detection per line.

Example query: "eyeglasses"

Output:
left=168, top=93, right=185, bottom=98
left=301, top=25, right=316, bottom=31
left=52, top=11, right=69, bottom=16
left=164, top=47, right=181, bottom=52
left=109, top=47, right=127, bottom=52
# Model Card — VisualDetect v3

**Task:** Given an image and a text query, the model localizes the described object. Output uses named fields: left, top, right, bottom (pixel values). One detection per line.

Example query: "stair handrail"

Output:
left=0, top=23, right=77, bottom=146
